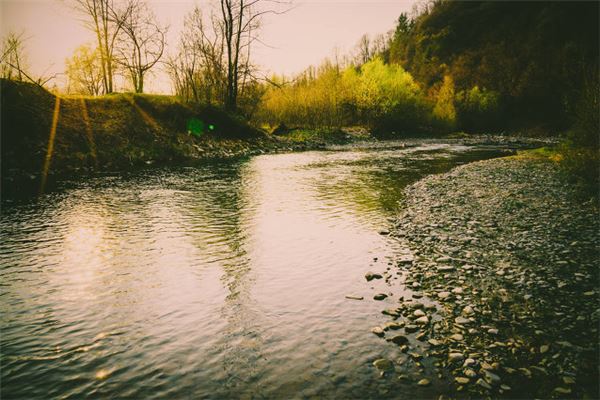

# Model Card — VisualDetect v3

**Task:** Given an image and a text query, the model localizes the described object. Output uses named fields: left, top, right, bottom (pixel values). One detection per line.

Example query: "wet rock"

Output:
left=398, top=256, right=414, bottom=265
left=437, top=291, right=451, bottom=300
left=371, top=327, right=385, bottom=337
left=384, top=322, right=404, bottom=330
left=463, top=358, right=476, bottom=367
left=476, top=378, right=492, bottom=390
left=365, top=272, right=383, bottom=281
left=373, top=358, right=394, bottom=371
left=450, top=333, right=464, bottom=341
left=417, top=378, right=430, bottom=386
left=464, top=368, right=477, bottom=378
left=388, top=335, right=409, bottom=345
left=562, top=376, right=575, bottom=385
left=552, top=387, right=572, bottom=395
left=483, top=370, right=501, bottom=386
left=345, top=295, right=364, bottom=300
left=455, top=377, right=470, bottom=385
left=382, top=309, right=401, bottom=317
left=413, top=309, right=426, bottom=318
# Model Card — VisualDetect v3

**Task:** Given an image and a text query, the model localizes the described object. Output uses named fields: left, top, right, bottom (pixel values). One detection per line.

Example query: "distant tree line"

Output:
left=256, top=0, right=598, bottom=141
left=1, top=0, right=596, bottom=143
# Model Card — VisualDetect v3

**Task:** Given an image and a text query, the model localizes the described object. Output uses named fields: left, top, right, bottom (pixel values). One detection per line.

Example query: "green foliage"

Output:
left=515, top=145, right=599, bottom=201
left=282, top=128, right=349, bottom=144
left=455, top=85, right=501, bottom=132
left=559, top=145, right=600, bottom=200
left=256, top=58, right=433, bottom=136
left=65, top=44, right=104, bottom=96
left=388, top=1, right=599, bottom=134
left=566, top=68, right=600, bottom=149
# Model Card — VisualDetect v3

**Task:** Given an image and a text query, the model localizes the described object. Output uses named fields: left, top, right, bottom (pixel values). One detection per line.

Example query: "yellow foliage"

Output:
left=433, top=75, right=456, bottom=126
left=257, top=57, right=423, bottom=128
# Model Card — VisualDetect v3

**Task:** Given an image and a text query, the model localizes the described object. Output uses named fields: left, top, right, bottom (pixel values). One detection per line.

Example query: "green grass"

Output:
left=283, top=128, right=349, bottom=144
left=1, top=79, right=265, bottom=175
left=511, top=145, right=599, bottom=201
left=511, top=146, right=564, bottom=161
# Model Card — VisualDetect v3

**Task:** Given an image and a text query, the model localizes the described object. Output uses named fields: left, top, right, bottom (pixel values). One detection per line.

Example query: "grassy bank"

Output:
left=1, top=80, right=367, bottom=194
left=1, top=79, right=263, bottom=174
left=512, top=146, right=600, bottom=201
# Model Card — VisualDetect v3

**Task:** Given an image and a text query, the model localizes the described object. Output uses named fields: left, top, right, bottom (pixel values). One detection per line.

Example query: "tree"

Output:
left=433, top=75, right=456, bottom=127
left=73, top=0, right=132, bottom=93
left=1, top=31, right=27, bottom=81
left=115, top=0, right=166, bottom=93
left=65, top=44, right=103, bottom=95
left=166, top=6, right=226, bottom=104
left=356, top=34, right=371, bottom=65
left=219, top=0, right=288, bottom=112
left=388, top=13, right=413, bottom=65
left=167, top=1, right=286, bottom=113
left=1, top=31, right=55, bottom=87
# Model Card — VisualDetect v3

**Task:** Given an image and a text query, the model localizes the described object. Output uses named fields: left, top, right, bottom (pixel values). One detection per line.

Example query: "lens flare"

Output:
left=40, top=96, right=61, bottom=194
left=80, top=98, right=98, bottom=168
left=125, top=95, right=161, bottom=132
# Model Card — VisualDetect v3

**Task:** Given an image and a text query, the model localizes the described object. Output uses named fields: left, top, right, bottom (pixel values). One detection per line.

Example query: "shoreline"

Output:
left=370, top=155, right=599, bottom=398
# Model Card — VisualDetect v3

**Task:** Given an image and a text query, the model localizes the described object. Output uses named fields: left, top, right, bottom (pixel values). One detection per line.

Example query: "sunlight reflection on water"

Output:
left=0, top=142, right=512, bottom=399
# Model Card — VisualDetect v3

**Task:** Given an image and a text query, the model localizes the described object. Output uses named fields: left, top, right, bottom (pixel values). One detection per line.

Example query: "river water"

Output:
left=1, top=141, right=515, bottom=399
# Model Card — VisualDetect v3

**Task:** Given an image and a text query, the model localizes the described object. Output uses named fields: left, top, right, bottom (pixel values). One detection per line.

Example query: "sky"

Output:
left=0, top=0, right=418, bottom=93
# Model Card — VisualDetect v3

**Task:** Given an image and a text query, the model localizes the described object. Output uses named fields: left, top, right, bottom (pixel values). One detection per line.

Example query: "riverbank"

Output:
left=1, top=79, right=365, bottom=194
left=372, top=155, right=599, bottom=398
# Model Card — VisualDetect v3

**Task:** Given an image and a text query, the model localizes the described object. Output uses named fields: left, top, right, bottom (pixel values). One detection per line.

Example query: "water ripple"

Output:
left=0, top=143, right=511, bottom=399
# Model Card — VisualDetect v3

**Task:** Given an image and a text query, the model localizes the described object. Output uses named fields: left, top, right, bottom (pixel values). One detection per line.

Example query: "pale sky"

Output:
left=0, top=0, right=417, bottom=93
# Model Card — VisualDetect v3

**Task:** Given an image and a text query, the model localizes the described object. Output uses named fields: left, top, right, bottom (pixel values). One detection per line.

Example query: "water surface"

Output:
left=1, top=142, right=514, bottom=399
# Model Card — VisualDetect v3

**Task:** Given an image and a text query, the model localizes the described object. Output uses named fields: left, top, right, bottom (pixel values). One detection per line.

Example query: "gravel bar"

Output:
left=382, top=156, right=599, bottom=398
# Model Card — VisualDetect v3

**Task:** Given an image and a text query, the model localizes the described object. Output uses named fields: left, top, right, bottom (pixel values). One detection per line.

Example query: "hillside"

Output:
left=1, top=79, right=270, bottom=177
left=389, top=1, right=599, bottom=134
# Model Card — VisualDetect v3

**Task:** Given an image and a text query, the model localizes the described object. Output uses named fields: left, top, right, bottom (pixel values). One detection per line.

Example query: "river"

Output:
left=1, top=141, right=516, bottom=399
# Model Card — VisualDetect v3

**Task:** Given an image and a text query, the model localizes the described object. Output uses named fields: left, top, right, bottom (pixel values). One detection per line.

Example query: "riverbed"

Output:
left=1, top=141, right=521, bottom=399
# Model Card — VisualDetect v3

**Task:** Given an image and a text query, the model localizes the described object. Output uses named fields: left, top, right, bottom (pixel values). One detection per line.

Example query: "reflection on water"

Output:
left=1, top=142, right=513, bottom=399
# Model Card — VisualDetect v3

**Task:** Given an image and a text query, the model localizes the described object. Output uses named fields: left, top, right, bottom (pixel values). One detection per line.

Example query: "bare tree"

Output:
left=167, top=1, right=288, bottom=112
left=116, top=0, right=166, bottom=93
left=356, top=33, right=371, bottom=65
left=1, top=31, right=57, bottom=88
left=1, top=31, right=27, bottom=81
left=166, top=6, right=226, bottom=104
left=220, top=0, right=289, bottom=111
left=73, top=0, right=132, bottom=93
